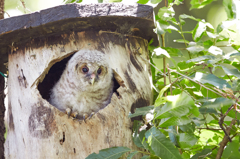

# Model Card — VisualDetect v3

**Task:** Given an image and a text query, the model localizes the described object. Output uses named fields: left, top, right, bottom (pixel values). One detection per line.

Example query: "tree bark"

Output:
left=0, top=0, right=5, bottom=158
left=0, top=75, right=5, bottom=159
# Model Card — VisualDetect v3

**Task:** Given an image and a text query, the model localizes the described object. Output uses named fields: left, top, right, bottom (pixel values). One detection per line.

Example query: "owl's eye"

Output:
left=97, top=68, right=102, bottom=75
left=82, top=67, right=89, bottom=73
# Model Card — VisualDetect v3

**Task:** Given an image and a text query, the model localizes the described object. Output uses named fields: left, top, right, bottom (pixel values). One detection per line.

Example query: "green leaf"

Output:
left=219, top=65, right=240, bottom=78
left=192, top=21, right=207, bottom=42
left=137, top=0, right=149, bottom=4
left=156, top=20, right=178, bottom=35
left=187, top=42, right=204, bottom=54
left=159, top=116, right=191, bottom=127
left=141, top=155, right=150, bottom=159
left=86, top=147, right=131, bottom=159
left=154, top=84, right=171, bottom=106
left=186, top=55, right=215, bottom=63
left=133, top=130, right=153, bottom=152
left=222, top=140, right=240, bottom=158
left=155, top=92, right=195, bottom=119
left=190, top=0, right=216, bottom=9
left=129, top=106, right=154, bottom=118
left=223, top=0, right=235, bottom=19
left=109, top=0, right=122, bottom=2
left=86, top=153, right=101, bottom=159
left=182, top=152, right=190, bottom=159
left=151, top=0, right=162, bottom=4
left=201, top=97, right=234, bottom=109
left=127, top=151, right=139, bottom=159
left=179, top=133, right=198, bottom=148
left=153, top=47, right=170, bottom=58
left=193, top=72, right=231, bottom=89
left=190, top=149, right=212, bottom=159
left=208, top=46, right=223, bottom=55
left=163, top=47, right=183, bottom=57
left=179, top=14, right=201, bottom=21
left=145, top=127, right=183, bottom=159
left=173, top=39, right=189, bottom=44
left=179, top=123, right=195, bottom=133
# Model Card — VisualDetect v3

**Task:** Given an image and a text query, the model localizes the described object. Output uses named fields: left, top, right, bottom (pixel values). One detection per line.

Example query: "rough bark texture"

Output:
left=5, top=31, right=152, bottom=159
left=0, top=76, right=5, bottom=159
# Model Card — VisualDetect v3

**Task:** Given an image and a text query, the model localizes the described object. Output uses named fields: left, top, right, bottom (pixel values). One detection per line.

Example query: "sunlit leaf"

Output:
left=153, top=47, right=170, bottom=58
left=179, top=14, right=201, bottom=21
left=137, top=0, right=149, bottom=4
left=187, top=42, right=205, bottom=54
left=155, top=92, right=195, bottom=119
left=190, top=0, right=216, bottom=9
left=208, top=46, right=223, bottom=55
left=154, top=84, right=171, bottom=106
left=173, top=39, right=189, bottom=44
left=145, top=127, right=183, bottom=159
left=151, top=0, right=162, bottom=4
left=159, top=116, right=191, bottom=127
left=206, top=31, right=218, bottom=39
left=193, top=72, right=231, bottom=89
left=186, top=55, right=215, bottom=63
left=223, top=0, right=235, bottom=19
left=216, top=20, right=236, bottom=33
left=129, top=106, right=154, bottom=118
left=86, top=147, right=131, bottom=159
left=192, top=21, right=206, bottom=42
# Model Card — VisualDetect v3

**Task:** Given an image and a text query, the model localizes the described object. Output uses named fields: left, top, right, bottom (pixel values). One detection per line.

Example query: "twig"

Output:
left=197, top=127, right=222, bottom=130
left=167, top=64, right=172, bottom=95
left=218, top=104, right=234, bottom=142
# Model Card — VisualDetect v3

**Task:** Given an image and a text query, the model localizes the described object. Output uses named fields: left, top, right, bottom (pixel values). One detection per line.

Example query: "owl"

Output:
left=49, top=49, right=114, bottom=120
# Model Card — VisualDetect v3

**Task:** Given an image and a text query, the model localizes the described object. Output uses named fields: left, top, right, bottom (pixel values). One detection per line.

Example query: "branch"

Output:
left=216, top=118, right=236, bottom=159
left=218, top=104, right=234, bottom=142
left=197, top=127, right=222, bottom=130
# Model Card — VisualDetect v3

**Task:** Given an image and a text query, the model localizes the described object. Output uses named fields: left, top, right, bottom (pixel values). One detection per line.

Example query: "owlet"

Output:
left=49, top=49, right=114, bottom=120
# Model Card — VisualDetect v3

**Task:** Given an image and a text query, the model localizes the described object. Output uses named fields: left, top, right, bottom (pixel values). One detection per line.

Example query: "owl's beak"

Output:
left=90, top=74, right=96, bottom=85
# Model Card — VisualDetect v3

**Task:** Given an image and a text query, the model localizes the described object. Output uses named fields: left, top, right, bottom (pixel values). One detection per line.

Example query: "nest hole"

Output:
left=37, top=53, right=121, bottom=104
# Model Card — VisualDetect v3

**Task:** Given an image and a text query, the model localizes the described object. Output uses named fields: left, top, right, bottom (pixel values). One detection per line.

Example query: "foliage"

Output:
left=69, top=0, right=240, bottom=158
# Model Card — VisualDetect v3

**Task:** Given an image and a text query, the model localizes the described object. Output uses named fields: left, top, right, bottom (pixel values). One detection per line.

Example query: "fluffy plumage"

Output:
left=49, top=49, right=114, bottom=119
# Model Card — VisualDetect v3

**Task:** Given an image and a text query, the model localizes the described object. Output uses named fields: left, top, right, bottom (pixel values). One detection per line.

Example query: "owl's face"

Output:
left=75, top=62, right=110, bottom=86
left=66, top=50, right=112, bottom=90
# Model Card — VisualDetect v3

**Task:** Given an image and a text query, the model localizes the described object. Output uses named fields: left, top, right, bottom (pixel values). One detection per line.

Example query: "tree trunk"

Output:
left=4, top=31, right=152, bottom=158
left=0, top=0, right=4, bottom=158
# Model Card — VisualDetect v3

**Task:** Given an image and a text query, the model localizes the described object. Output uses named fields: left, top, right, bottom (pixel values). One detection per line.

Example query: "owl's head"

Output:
left=67, top=50, right=112, bottom=89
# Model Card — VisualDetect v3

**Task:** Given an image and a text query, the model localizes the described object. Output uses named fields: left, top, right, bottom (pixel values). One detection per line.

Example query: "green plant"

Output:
left=66, top=0, right=240, bottom=158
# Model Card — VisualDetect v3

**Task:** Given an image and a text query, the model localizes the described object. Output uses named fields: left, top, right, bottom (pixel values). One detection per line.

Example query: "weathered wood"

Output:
left=5, top=30, right=152, bottom=158
left=0, top=3, right=158, bottom=74
left=0, top=76, right=5, bottom=159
